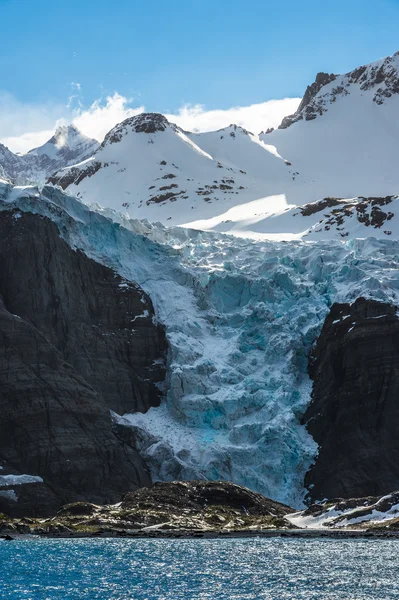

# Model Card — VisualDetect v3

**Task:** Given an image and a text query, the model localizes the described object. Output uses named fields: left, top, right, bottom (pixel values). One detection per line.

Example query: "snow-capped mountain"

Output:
left=0, top=143, right=28, bottom=184
left=215, top=50, right=399, bottom=238
left=277, top=52, right=399, bottom=129
left=263, top=51, right=399, bottom=192
left=3, top=50, right=399, bottom=241
left=49, top=113, right=292, bottom=226
left=0, top=125, right=99, bottom=185
left=26, top=124, right=99, bottom=173
left=49, top=51, right=399, bottom=240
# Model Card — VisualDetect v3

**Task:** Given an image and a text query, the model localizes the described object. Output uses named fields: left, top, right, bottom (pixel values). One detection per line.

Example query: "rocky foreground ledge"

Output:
left=2, top=481, right=399, bottom=540
left=0, top=481, right=294, bottom=538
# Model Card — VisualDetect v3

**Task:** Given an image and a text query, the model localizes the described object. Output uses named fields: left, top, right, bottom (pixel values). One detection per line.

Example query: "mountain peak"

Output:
left=54, top=123, right=81, bottom=137
left=129, top=112, right=172, bottom=133
left=101, top=113, right=177, bottom=147
left=47, top=124, right=92, bottom=150
left=278, top=51, right=399, bottom=129
left=27, top=124, right=99, bottom=162
left=0, top=125, right=100, bottom=185
left=216, top=124, right=253, bottom=136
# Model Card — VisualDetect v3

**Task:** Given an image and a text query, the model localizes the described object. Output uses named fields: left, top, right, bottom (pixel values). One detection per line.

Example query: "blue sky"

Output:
left=3, top=0, right=399, bottom=107
left=1, top=0, right=399, bottom=150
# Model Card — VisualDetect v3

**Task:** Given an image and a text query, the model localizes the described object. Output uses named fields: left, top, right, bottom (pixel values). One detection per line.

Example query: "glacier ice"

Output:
left=3, top=184, right=399, bottom=507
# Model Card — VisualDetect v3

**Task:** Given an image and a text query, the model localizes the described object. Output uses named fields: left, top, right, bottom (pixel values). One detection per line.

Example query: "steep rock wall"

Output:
left=0, top=210, right=167, bottom=516
left=304, top=297, right=399, bottom=501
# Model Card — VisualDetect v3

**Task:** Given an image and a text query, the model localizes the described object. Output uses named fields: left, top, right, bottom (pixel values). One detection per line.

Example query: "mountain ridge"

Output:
left=42, top=49, right=399, bottom=240
left=2, top=50, right=399, bottom=241
left=277, top=51, right=399, bottom=129
left=0, top=124, right=99, bottom=185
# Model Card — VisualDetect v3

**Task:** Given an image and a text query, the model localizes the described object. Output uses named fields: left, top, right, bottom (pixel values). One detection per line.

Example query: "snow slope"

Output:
left=3, top=181, right=399, bottom=507
left=263, top=55, right=399, bottom=200
left=0, top=125, right=98, bottom=185
left=48, top=51, right=399, bottom=240
left=198, top=51, right=399, bottom=238
left=218, top=195, right=399, bottom=241
left=50, top=113, right=293, bottom=227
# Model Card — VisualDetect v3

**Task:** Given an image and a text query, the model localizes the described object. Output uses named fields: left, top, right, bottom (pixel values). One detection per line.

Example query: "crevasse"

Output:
left=3, top=183, right=399, bottom=508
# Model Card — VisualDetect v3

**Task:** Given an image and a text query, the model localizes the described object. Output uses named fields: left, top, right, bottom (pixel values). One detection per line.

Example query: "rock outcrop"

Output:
left=0, top=481, right=295, bottom=536
left=289, top=491, right=399, bottom=530
left=279, top=72, right=337, bottom=128
left=278, top=52, right=399, bottom=129
left=294, top=195, right=396, bottom=238
left=0, top=210, right=167, bottom=516
left=303, top=297, right=399, bottom=501
left=103, top=113, right=173, bottom=141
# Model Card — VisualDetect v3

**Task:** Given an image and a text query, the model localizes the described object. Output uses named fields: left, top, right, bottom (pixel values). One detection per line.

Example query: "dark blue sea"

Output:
left=0, top=537, right=398, bottom=599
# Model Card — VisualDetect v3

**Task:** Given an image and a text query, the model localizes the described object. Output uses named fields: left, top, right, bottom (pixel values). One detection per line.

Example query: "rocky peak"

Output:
left=279, top=72, right=337, bottom=129
left=297, top=72, right=337, bottom=113
left=278, top=51, right=399, bottom=129
left=28, top=124, right=98, bottom=156
left=347, top=53, right=399, bottom=104
left=130, top=112, right=172, bottom=133
left=0, top=126, right=101, bottom=186
left=217, top=124, right=252, bottom=137
left=48, top=124, right=82, bottom=147
left=0, top=144, right=28, bottom=183
left=0, top=142, right=22, bottom=160
left=102, top=113, right=175, bottom=147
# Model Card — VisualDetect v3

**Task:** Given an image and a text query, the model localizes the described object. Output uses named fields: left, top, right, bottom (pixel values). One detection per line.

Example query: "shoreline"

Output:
left=2, top=528, right=399, bottom=541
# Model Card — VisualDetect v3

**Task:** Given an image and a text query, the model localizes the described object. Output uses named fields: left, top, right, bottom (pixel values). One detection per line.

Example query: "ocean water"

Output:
left=0, top=538, right=398, bottom=599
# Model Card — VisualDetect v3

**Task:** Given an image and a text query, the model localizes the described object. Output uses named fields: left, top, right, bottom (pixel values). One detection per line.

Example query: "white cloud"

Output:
left=0, top=92, right=68, bottom=153
left=0, top=91, right=300, bottom=154
left=2, top=129, right=55, bottom=154
left=165, top=99, right=300, bottom=134
left=72, top=93, right=144, bottom=141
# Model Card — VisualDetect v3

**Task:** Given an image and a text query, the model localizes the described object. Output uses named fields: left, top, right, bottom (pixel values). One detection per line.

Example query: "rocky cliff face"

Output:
left=303, top=297, right=399, bottom=501
left=0, top=144, right=26, bottom=184
left=279, top=72, right=337, bottom=129
left=0, top=210, right=167, bottom=516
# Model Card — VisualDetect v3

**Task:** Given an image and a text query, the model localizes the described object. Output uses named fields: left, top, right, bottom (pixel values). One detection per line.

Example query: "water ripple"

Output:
left=1, top=538, right=398, bottom=599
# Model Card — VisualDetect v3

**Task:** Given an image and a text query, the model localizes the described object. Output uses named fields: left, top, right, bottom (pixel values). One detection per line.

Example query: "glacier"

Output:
left=3, top=182, right=399, bottom=508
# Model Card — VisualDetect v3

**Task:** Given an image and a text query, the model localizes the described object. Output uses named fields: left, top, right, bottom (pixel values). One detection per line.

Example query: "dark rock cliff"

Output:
left=303, top=297, right=399, bottom=501
left=0, top=210, right=167, bottom=516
